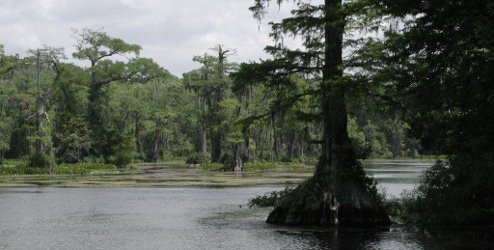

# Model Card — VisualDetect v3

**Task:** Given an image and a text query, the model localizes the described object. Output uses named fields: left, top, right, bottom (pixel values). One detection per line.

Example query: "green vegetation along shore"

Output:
left=0, top=161, right=314, bottom=188
left=0, top=159, right=431, bottom=188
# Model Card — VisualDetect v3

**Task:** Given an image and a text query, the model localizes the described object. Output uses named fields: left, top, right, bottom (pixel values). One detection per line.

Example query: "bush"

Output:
left=108, top=151, right=134, bottom=168
left=186, top=152, right=209, bottom=164
left=249, top=187, right=294, bottom=208
left=28, top=153, right=56, bottom=169
left=394, top=159, right=494, bottom=226
left=219, top=152, right=234, bottom=164
left=84, top=155, right=105, bottom=164
left=248, top=178, right=325, bottom=212
left=0, top=155, right=54, bottom=175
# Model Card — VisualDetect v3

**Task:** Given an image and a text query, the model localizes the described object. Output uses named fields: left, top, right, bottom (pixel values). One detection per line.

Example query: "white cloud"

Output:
left=0, top=0, right=296, bottom=76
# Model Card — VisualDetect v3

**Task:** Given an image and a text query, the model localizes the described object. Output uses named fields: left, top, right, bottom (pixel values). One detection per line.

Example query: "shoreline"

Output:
left=0, top=160, right=432, bottom=188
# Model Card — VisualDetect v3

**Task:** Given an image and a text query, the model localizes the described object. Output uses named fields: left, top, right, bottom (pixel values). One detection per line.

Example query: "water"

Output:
left=0, top=162, right=491, bottom=249
left=364, top=161, right=432, bottom=198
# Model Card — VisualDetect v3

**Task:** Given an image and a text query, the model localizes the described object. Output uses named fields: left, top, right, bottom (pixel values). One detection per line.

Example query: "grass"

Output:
left=0, top=160, right=314, bottom=188
left=0, top=165, right=46, bottom=175
left=200, top=163, right=224, bottom=170
left=1, top=159, right=26, bottom=166
left=245, top=162, right=307, bottom=171
left=54, top=163, right=118, bottom=175
left=0, top=162, right=117, bottom=176
left=199, top=162, right=310, bottom=171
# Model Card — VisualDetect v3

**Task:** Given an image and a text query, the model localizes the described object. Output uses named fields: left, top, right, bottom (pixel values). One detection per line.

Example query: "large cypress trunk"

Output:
left=266, top=0, right=390, bottom=226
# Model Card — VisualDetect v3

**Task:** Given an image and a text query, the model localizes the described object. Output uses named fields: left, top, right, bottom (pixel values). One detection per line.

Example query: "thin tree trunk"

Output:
left=200, top=123, right=207, bottom=154
left=35, top=49, right=47, bottom=155
left=197, top=96, right=208, bottom=154
left=271, top=114, right=279, bottom=160
left=210, top=125, right=222, bottom=162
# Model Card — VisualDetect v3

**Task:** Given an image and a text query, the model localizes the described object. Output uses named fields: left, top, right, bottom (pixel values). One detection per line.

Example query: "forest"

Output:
left=0, top=30, right=421, bottom=170
left=1, top=0, right=493, bottom=227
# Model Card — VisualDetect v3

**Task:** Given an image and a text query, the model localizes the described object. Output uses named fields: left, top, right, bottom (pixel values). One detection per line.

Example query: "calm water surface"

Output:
left=364, top=161, right=431, bottom=198
left=0, top=162, right=491, bottom=249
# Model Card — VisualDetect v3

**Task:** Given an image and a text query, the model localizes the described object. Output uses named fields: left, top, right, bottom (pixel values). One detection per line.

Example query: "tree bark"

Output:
left=233, top=144, right=244, bottom=171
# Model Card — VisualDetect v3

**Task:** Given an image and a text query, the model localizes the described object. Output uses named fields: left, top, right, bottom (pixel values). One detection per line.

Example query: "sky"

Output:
left=0, top=0, right=297, bottom=77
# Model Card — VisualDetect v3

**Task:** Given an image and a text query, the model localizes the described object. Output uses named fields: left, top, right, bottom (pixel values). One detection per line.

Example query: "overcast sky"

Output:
left=0, top=0, right=299, bottom=76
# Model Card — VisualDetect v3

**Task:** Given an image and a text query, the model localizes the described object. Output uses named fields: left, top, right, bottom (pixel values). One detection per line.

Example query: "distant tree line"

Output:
left=0, top=29, right=423, bottom=169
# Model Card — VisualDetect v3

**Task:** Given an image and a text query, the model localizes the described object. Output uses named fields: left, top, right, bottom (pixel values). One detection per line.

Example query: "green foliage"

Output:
left=0, top=117, right=13, bottom=162
left=72, top=28, right=141, bottom=61
left=106, top=130, right=136, bottom=168
left=127, top=58, right=171, bottom=83
left=245, top=162, right=306, bottom=171
left=28, top=153, right=55, bottom=169
left=0, top=45, right=17, bottom=76
left=52, top=63, right=91, bottom=163
left=54, top=117, right=91, bottom=163
left=84, top=155, right=106, bottom=164
left=394, top=160, right=494, bottom=226
left=54, top=163, right=117, bottom=175
left=249, top=178, right=322, bottom=212
left=0, top=154, right=56, bottom=175
left=170, top=139, right=194, bottom=157
left=0, top=162, right=116, bottom=175
left=249, top=187, right=294, bottom=208
left=186, top=152, right=209, bottom=165
left=363, top=121, right=392, bottom=158
left=348, top=117, right=371, bottom=159
left=199, top=163, right=223, bottom=171
left=362, top=0, right=494, bottom=226
left=218, top=152, right=234, bottom=164
left=183, top=45, right=237, bottom=162
left=0, top=163, right=47, bottom=175
left=1, top=29, right=419, bottom=179
left=72, top=28, right=141, bottom=158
